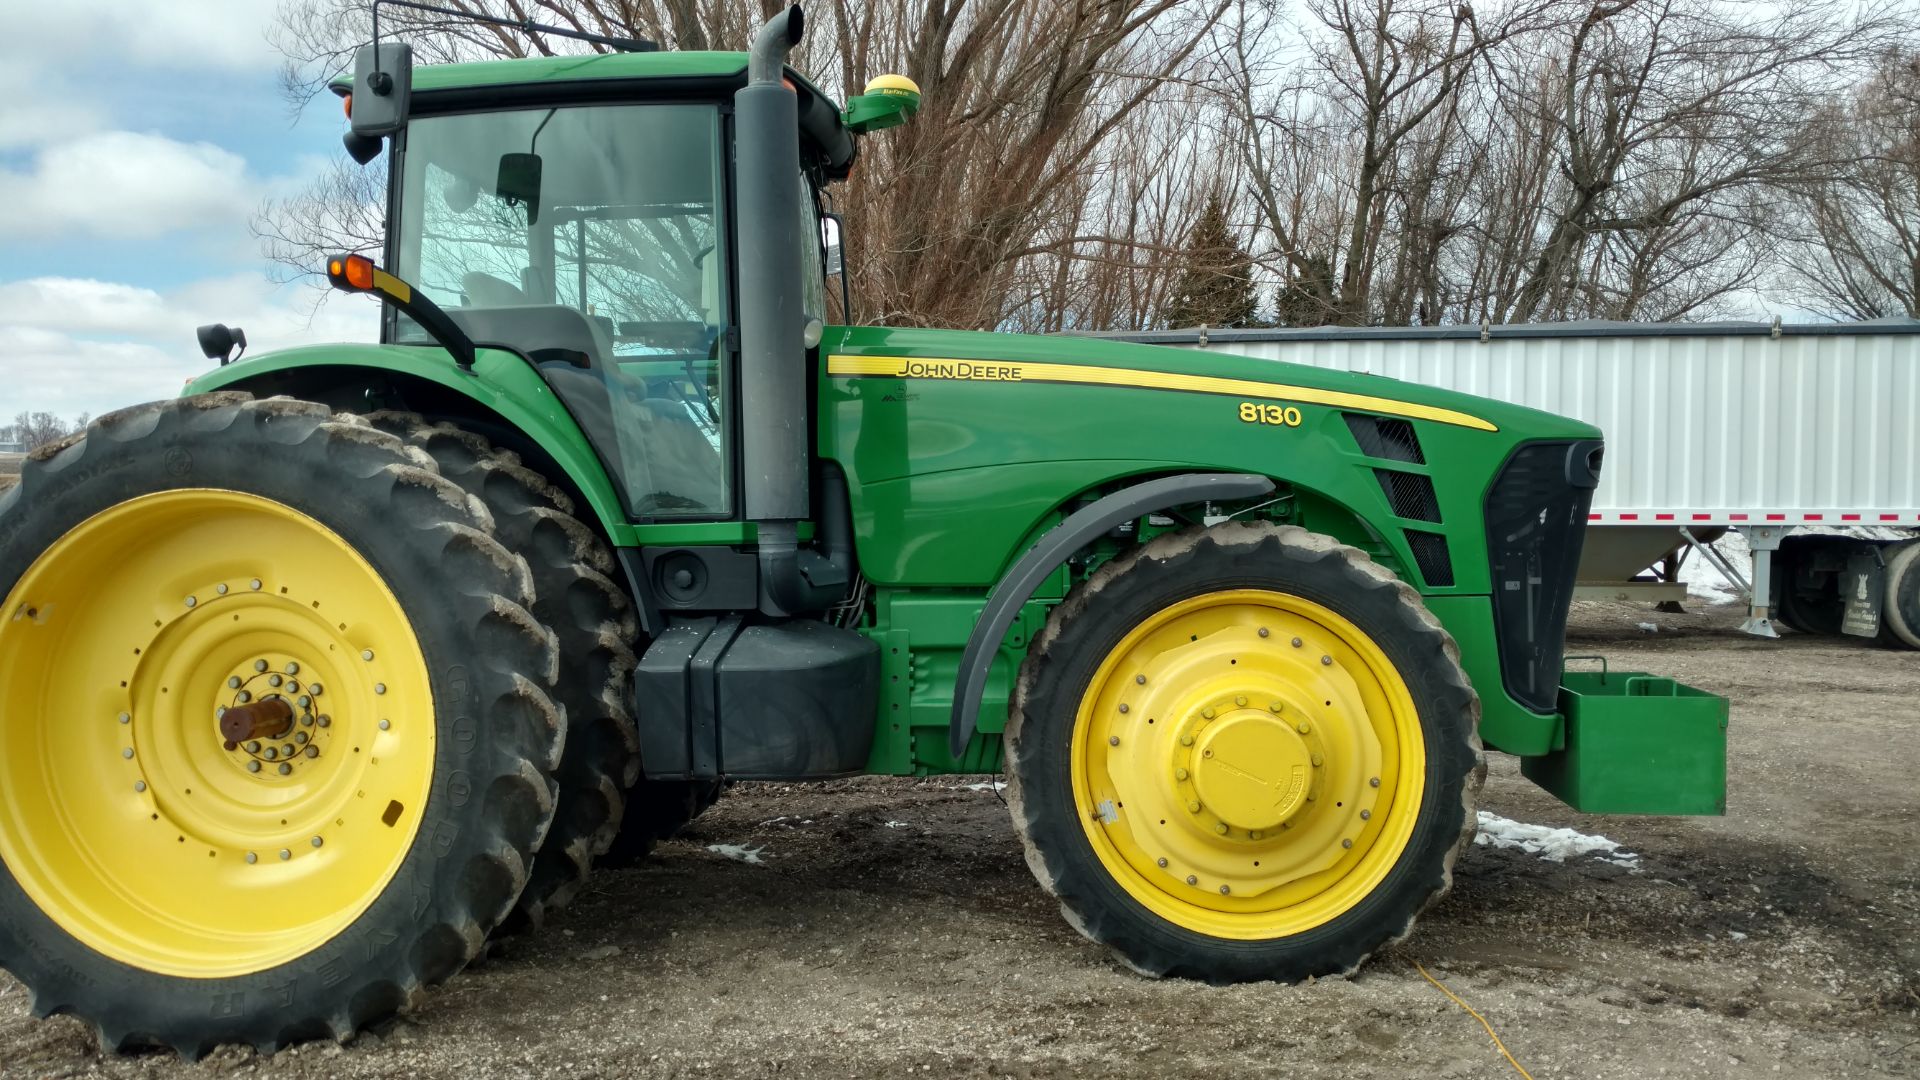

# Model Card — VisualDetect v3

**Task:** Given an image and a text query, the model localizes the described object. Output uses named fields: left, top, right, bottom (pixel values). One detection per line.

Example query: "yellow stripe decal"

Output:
left=826, top=354, right=1497, bottom=432
left=371, top=268, right=412, bottom=304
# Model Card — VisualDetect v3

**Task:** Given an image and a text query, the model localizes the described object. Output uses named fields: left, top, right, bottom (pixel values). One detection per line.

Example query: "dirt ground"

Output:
left=2, top=599, right=1916, bottom=1079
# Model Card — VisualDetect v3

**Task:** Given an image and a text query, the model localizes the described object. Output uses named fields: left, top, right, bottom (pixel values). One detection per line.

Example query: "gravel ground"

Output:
left=2, top=600, right=1916, bottom=1079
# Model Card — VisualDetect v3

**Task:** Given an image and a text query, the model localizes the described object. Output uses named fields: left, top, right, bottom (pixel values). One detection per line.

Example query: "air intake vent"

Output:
left=1404, top=530, right=1454, bottom=587
left=1344, top=414, right=1424, bottom=464
left=1376, top=469, right=1442, bottom=523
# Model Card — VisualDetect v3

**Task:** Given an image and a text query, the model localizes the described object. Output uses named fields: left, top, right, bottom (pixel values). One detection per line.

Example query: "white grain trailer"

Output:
left=1099, top=320, right=1920, bottom=648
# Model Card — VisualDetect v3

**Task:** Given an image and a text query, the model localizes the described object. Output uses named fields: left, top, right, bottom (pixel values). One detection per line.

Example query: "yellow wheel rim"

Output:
left=0, top=490, right=436, bottom=978
left=1071, top=589, right=1425, bottom=940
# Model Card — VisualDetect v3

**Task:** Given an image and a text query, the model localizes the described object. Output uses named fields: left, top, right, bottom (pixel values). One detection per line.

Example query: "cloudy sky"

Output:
left=0, top=1, right=376, bottom=422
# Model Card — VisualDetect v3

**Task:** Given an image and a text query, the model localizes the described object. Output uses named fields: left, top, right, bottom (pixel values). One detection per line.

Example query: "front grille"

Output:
left=1344, top=414, right=1425, bottom=464
left=1404, top=530, right=1455, bottom=586
left=1376, top=469, right=1441, bottom=522
left=1484, top=440, right=1602, bottom=713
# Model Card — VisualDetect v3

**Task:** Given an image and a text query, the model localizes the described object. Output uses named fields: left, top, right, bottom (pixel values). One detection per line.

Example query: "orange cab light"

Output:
left=343, top=255, right=375, bottom=291
left=343, top=93, right=353, bottom=119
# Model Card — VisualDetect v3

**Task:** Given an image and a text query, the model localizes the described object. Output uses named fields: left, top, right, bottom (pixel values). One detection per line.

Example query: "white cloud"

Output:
left=2, top=1, right=280, bottom=75
left=0, top=131, right=260, bottom=241
left=0, top=273, right=376, bottom=421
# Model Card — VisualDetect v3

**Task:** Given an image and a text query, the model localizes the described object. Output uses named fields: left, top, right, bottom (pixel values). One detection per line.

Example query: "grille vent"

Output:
left=1344, top=414, right=1425, bottom=464
left=1404, top=530, right=1455, bottom=587
left=1376, top=469, right=1442, bottom=523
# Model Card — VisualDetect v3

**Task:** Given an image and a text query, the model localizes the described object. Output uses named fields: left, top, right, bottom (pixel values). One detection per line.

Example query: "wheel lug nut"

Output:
left=236, top=690, right=251, bottom=703
left=378, top=719, right=391, bottom=731
left=1185, top=875, right=1198, bottom=886
left=1201, top=708, right=1214, bottom=719
left=216, top=583, right=229, bottom=595
left=1117, top=704, right=1130, bottom=714
left=245, top=851, right=258, bottom=864
left=184, top=595, right=197, bottom=608
left=1250, top=830, right=1263, bottom=840
left=1187, top=801, right=1202, bottom=813
left=1306, top=791, right=1317, bottom=802
left=227, top=676, right=242, bottom=689
left=285, top=681, right=299, bottom=693
left=278, top=764, right=292, bottom=776
left=279, top=849, right=291, bottom=861
left=318, top=715, right=331, bottom=728
left=247, top=761, right=262, bottom=773
left=1234, top=696, right=1246, bottom=707
left=250, top=579, right=262, bottom=591
left=1291, top=637, right=1303, bottom=648
left=254, top=660, right=268, bottom=672
left=121, top=747, right=134, bottom=760
left=1215, top=823, right=1228, bottom=835
left=309, top=683, right=323, bottom=696
left=1369, top=777, right=1381, bottom=788
left=282, top=744, right=295, bottom=757
left=133, top=781, right=147, bottom=793
left=1180, top=735, right=1194, bottom=747
left=1219, top=885, right=1231, bottom=895
left=374, top=683, right=386, bottom=695
left=1360, top=809, right=1372, bottom=820
left=305, top=747, right=320, bottom=758
left=1156, top=857, right=1168, bottom=868
left=1310, top=753, right=1323, bottom=767
left=1134, top=674, right=1145, bottom=685
left=1107, top=735, right=1119, bottom=746
left=1342, top=838, right=1353, bottom=849
left=269, top=674, right=283, bottom=687
left=298, top=695, right=311, bottom=708
left=263, top=747, right=277, bottom=760
left=362, top=649, right=375, bottom=662
left=311, top=836, right=324, bottom=848
left=300, top=715, right=313, bottom=727
left=1258, top=627, right=1269, bottom=638
left=1321, top=655, right=1333, bottom=666
left=1296, top=721, right=1310, bottom=734
left=118, top=712, right=130, bottom=725
left=295, top=732, right=309, bottom=744
left=245, top=740, right=261, bottom=752
left=1174, top=767, right=1189, bottom=780
left=285, top=662, right=300, bottom=675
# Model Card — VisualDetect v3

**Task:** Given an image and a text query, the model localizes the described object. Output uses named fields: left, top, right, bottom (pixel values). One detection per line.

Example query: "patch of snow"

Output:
left=1727, top=930, right=1748, bottom=942
left=963, top=781, right=1008, bottom=793
left=705, top=843, right=767, bottom=865
left=1474, top=811, right=1640, bottom=869
left=884, top=820, right=910, bottom=829
left=1676, top=530, right=1747, bottom=603
left=1637, top=621, right=1659, bottom=632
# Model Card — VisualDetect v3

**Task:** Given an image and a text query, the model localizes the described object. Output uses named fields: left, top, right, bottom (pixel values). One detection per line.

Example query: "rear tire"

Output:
left=0, top=395, right=563, bottom=1056
left=601, top=779, right=726, bottom=865
left=363, top=413, right=641, bottom=928
left=1007, top=521, right=1480, bottom=982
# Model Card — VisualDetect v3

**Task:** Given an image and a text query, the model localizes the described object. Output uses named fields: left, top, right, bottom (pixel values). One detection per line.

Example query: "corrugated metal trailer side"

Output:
left=1095, top=321, right=1920, bottom=642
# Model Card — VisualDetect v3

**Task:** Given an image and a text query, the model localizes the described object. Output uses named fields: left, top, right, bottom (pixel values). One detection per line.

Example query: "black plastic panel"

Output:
left=1344, top=414, right=1425, bottom=464
left=1404, top=529, right=1455, bottom=587
left=1377, top=469, right=1442, bottom=523
left=1484, top=441, right=1602, bottom=713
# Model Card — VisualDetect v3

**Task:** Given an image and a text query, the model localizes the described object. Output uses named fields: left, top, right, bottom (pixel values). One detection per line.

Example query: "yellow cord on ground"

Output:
left=1413, top=961, right=1536, bottom=1080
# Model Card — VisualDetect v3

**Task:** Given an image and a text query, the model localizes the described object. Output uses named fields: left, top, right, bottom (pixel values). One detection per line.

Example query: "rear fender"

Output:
left=185, top=344, right=632, bottom=542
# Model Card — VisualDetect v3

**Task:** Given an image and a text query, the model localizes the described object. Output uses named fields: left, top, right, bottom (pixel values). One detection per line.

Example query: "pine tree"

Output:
left=1164, top=194, right=1260, bottom=329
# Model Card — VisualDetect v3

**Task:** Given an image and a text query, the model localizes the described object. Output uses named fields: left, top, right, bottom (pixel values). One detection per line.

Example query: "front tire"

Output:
left=1006, top=521, right=1480, bottom=982
left=0, top=395, right=564, bottom=1056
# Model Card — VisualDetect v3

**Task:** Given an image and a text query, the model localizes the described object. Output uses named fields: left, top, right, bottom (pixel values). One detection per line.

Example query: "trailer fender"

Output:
left=947, top=472, right=1276, bottom=756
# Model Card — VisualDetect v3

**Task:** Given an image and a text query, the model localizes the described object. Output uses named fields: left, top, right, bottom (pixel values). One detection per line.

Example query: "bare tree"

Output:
left=2, top=412, right=89, bottom=451
left=1771, top=47, right=1920, bottom=318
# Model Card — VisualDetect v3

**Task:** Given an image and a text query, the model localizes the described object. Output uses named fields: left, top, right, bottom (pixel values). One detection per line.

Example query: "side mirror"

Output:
left=348, top=43, right=412, bottom=137
left=821, top=213, right=845, bottom=276
left=843, top=74, right=921, bottom=134
left=497, top=153, right=544, bottom=224
left=196, top=323, right=247, bottom=365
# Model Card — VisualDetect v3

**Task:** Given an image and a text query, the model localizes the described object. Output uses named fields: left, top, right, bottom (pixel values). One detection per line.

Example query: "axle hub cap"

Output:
left=1191, top=714, right=1311, bottom=832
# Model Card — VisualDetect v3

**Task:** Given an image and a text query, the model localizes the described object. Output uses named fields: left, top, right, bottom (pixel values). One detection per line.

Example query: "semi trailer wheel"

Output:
left=0, top=395, right=564, bottom=1056
left=1884, top=541, right=1920, bottom=650
left=365, top=413, right=641, bottom=928
left=1006, top=521, right=1481, bottom=982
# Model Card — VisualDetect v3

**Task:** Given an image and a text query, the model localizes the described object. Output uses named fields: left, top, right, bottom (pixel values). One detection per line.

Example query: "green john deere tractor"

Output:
left=0, top=4, right=1729, bottom=1057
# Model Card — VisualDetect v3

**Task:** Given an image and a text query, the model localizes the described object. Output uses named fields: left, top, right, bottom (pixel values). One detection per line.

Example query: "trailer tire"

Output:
left=362, top=413, right=642, bottom=930
left=1006, top=521, right=1481, bottom=983
left=1883, top=541, right=1920, bottom=651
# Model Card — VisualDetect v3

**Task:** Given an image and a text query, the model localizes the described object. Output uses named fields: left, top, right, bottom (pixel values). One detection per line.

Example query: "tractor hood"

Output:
left=821, top=325, right=1602, bottom=444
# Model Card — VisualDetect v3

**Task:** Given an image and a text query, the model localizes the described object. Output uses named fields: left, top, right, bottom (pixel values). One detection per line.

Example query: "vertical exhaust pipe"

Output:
left=736, top=6, right=848, bottom=614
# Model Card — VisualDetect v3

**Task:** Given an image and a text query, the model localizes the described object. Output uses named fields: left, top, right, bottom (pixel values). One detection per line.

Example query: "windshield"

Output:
left=393, top=103, right=730, bottom=518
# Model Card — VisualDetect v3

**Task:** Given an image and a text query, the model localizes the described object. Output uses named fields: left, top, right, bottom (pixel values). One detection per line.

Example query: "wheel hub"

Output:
left=211, top=655, right=332, bottom=778
left=1189, top=712, right=1310, bottom=832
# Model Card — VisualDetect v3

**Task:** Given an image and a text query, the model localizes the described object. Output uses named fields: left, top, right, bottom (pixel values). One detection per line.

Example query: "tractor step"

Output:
left=636, top=616, right=879, bottom=780
left=1521, top=667, right=1729, bottom=815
